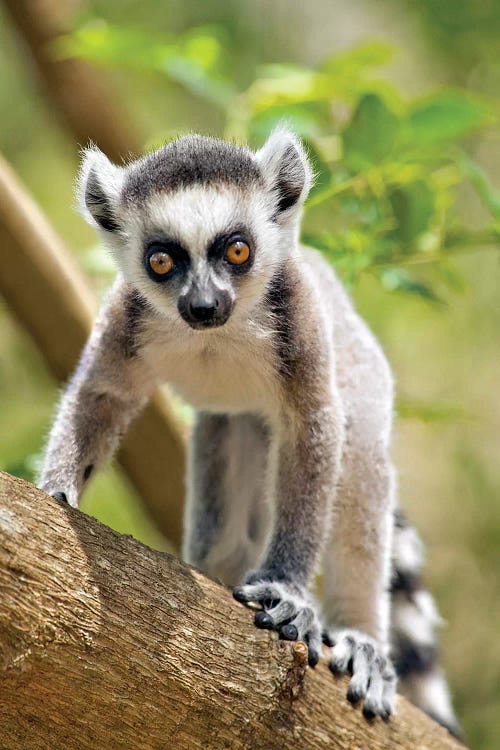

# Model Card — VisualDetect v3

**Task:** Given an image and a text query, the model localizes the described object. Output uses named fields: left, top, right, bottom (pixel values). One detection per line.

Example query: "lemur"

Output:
left=38, top=127, right=460, bottom=735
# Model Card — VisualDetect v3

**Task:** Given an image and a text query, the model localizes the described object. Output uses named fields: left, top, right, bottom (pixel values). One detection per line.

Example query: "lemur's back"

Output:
left=302, top=246, right=393, bottom=411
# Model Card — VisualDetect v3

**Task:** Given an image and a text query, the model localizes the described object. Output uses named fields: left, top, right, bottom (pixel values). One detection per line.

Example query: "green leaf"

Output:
left=342, top=94, right=400, bottom=169
left=407, top=91, right=492, bottom=146
left=389, top=179, right=435, bottom=245
left=459, top=155, right=500, bottom=218
left=321, top=40, right=395, bottom=75
left=247, top=102, right=330, bottom=144
left=246, top=65, right=331, bottom=114
left=53, top=22, right=236, bottom=107
left=379, top=268, right=442, bottom=303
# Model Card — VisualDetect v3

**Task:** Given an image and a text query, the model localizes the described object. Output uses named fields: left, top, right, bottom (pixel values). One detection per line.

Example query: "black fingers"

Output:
left=307, top=647, right=320, bottom=667
left=254, top=611, right=274, bottom=629
left=52, top=492, right=68, bottom=504
left=280, top=624, right=299, bottom=641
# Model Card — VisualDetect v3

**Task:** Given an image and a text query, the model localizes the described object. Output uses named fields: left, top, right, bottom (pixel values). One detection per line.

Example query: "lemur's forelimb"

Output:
left=248, top=404, right=341, bottom=587
left=233, top=272, right=345, bottom=664
left=234, top=399, right=342, bottom=667
left=38, top=284, right=155, bottom=506
left=184, top=412, right=271, bottom=586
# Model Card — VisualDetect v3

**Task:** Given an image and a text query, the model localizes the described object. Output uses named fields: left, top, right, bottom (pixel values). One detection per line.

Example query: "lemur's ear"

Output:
left=256, top=126, right=313, bottom=218
left=77, top=147, right=124, bottom=233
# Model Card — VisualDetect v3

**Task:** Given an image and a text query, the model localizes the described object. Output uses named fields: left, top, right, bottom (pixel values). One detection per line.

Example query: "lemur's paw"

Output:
left=233, top=579, right=322, bottom=667
left=327, top=629, right=397, bottom=720
left=52, top=492, right=68, bottom=504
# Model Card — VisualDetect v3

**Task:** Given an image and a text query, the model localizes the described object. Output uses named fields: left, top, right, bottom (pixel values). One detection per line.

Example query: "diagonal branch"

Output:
left=2, top=0, right=140, bottom=161
left=0, top=471, right=465, bottom=750
left=0, top=153, right=185, bottom=547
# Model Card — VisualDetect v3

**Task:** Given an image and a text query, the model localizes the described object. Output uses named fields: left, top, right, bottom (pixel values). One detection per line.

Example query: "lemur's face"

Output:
left=78, top=129, right=312, bottom=330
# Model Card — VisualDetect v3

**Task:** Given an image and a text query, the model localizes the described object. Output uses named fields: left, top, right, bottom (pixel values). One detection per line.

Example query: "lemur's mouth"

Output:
left=185, top=316, right=230, bottom=331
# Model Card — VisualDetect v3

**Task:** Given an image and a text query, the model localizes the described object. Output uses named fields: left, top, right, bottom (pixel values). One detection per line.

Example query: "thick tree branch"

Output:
left=2, top=0, right=140, bottom=161
left=0, top=153, right=185, bottom=547
left=0, top=472, right=464, bottom=750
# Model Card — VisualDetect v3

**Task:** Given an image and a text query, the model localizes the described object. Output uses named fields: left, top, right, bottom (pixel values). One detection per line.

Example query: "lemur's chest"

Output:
left=143, top=326, right=280, bottom=415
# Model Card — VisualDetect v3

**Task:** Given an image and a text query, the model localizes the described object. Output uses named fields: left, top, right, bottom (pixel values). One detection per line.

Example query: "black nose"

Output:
left=188, top=301, right=217, bottom=322
left=178, top=288, right=232, bottom=329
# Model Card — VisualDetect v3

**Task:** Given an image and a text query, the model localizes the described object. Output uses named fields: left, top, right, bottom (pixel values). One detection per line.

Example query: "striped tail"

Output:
left=390, top=510, right=462, bottom=739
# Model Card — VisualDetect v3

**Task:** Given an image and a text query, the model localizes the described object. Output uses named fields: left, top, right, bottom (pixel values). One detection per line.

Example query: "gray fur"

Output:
left=38, top=126, right=458, bottom=732
left=123, top=135, right=262, bottom=206
left=184, top=412, right=271, bottom=585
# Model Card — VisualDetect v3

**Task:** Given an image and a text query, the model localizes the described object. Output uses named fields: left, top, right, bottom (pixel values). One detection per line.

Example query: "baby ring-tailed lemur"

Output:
left=38, top=127, right=460, bottom=735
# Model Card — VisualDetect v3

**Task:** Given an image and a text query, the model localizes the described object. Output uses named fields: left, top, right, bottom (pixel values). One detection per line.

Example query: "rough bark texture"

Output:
left=0, top=152, right=185, bottom=547
left=2, top=0, right=140, bottom=161
left=0, top=472, right=465, bottom=750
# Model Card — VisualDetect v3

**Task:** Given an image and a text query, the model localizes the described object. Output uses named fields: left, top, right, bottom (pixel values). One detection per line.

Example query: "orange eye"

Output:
left=225, top=240, right=250, bottom=265
left=149, top=251, right=173, bottom=275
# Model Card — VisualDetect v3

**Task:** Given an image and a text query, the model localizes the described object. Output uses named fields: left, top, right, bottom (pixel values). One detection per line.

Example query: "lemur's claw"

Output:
left=327, top=629, right=397, bottom=720
left=233, top=578, right=322, bottom=668
left=52, top=492, right=68, bottom=504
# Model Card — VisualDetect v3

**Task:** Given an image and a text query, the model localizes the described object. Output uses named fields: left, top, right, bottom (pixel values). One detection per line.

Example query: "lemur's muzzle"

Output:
left=177, top=286, right=233, bottom=329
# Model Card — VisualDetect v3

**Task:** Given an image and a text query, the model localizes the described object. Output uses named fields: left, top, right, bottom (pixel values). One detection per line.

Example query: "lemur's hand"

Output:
left=325, top=628, right=397, bottom=720
left=233, top=576, right=322, bottom=667
left=51, top=492, right=68, bottom=504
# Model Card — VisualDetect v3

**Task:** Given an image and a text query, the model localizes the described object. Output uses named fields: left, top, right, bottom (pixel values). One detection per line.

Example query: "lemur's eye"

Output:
left=225, top=240, right=250, bottom=265
left=149, top=251, right=174, bottom=276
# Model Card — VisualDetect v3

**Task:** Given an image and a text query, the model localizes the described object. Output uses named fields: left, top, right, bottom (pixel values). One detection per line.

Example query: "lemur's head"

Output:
left=78, top=127, right=312, bottom=330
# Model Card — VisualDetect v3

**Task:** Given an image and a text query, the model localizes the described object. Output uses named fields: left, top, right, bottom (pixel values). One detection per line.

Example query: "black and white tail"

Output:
left=390, top=510, right=462, bottom=739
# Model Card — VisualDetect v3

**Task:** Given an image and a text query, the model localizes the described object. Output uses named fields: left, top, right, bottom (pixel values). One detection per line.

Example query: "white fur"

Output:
left=76, top=146, right=125, bottom=230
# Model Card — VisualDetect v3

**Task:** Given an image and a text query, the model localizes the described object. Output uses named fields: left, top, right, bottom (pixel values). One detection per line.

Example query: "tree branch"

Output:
left=0, top=152, right=185, bottom=547
left=2, top=0, right=140, bottom=161
left=0, top=471, right=464, bottom=750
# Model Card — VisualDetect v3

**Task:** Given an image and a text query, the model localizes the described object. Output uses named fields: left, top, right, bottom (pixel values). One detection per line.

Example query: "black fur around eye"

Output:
left=209, top=232, right=254, bottom=274
left=144, top=240, right=188, bottom=282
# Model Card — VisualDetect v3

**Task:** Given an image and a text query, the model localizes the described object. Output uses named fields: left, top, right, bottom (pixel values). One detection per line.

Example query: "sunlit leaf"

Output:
left=246, top=65, right=332, bottom=114
left=53, top=22, right=236, bottom=106
left=321, top=40, right=396, bottom=75
left=247, top=101, right=330, bottom=144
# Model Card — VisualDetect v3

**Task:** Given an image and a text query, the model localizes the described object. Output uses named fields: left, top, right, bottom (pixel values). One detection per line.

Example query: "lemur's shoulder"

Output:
left=299, top=245, right=393, bottom=386
left=90, top=278, right=156, bottom=364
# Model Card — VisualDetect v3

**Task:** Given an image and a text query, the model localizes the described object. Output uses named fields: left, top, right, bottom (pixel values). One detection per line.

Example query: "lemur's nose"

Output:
left=188, top=301, right=217, bottom=322
left=178, top=287, right=232, bottom=328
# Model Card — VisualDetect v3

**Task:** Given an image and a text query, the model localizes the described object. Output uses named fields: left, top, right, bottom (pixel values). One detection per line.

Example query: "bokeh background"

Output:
left=1, top=2, right=499, bottom=747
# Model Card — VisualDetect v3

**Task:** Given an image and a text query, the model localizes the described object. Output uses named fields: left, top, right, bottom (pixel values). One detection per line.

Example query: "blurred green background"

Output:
left=1, top=1, right=499, bottom=747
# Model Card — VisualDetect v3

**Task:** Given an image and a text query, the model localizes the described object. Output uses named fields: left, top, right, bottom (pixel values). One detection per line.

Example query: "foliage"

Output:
left=56, top=22, right=499, bottom=304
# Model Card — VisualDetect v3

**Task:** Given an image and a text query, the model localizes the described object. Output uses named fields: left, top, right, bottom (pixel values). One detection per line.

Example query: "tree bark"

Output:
left=0, top=152, right=185, bottom=547
left=2, top=0, right=140, bottom=161
left=0, top=471, right=464, bottom=750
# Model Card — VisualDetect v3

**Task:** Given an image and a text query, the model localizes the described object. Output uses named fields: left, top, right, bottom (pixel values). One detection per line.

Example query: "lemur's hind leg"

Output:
left=183, top=412, right=271, bottom=587
left=391, top=511, right=461, bottom=738
left=322, top=337, right=397, bottom=719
